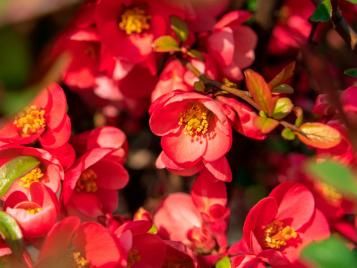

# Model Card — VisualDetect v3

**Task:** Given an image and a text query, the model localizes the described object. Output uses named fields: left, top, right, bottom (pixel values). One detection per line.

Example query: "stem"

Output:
left=280, top=121, right=304, bottom=135
left=184, top=61, right=260, bottom=110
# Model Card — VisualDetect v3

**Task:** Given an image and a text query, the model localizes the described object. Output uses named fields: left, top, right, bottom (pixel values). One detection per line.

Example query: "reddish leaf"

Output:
left=296, top=123, right=341, bottom=149
left=269, top=62, right=296, bottom=89
left=254, top=116, right=279, bottom=134
left=245, top=69, right=275, bottom=116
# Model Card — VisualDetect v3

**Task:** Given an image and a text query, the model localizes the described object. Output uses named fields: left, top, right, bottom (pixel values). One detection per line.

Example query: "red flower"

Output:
left=154, top=172, right=229, bottom=266
left=0, top=145, right=64, bottom=197
left=95, top=0, right=172, bottom=64
left=0, top=84, right=71, bottom=149
left=156, top=151, right=232, bottom=182
left=230, top=182, right=330, bottom=267
left=149, top=90, right=232, bottom=171
left=37, top=217, right=121, bottom=267
left=63, top=147, right=129, bottom=218
left=268, top=0, right=314, bottom=54
left=4, top=182, right=59, bottom=239
left=218, top=96, right=266, bottom=140
left=207, top=11, right=257, bottom=81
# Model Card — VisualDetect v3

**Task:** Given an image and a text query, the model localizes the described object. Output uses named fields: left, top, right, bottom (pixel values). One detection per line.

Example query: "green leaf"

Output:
left=345, top=0, right=357, bottom=4
left=301, top=236, right=357, bottom=268
left=0, top=211, right=23, bottom=253
left=254, top=116, right=279, bottom=134
left=310, top=0, right=332, bottom=22
left=293, top=106, right=304, bottom=127
left=344, top=68, right=357, bottom=78
left=187, top=49, right=204, bottom=61
left=170, top=16, right=189, bottom=42
left=305, top=159, right=357, bottom=199
left=0, top=212, right=23, bottom=242
left=272, top=84, right=294, bottom=94
left=281, top=128, right=296, bottom=140
left=215, top=256, right=231, bottom=268
left=153, top=36, right=180, bottom=52
left=272, top=97, right=293, bottom=120
left=0, top=156, right=40, bottom=197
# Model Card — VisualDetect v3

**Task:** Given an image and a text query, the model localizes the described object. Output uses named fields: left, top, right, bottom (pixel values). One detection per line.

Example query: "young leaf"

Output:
left=170, top=16, right=189, bottom=42
left=310, top=0, right=332, bottom=22
left=305, top=159, right=357, bottom=199
left=272, top=97, right=293, bottom=120
left=245, top=69, right=275, bottom=116
left=254, top=116, right=279, bottom=134
left=296, top=122, right=341, bottom=149
left=0, top=211, right=23, bottom=242
left=269, top=62, right=296, bottom=89
left=293, top=106, right=304, bottom=127
left=301, top=236, right=357, bottom=268
left=187, top=49, right=204, bottom=61
left=272, top=84, right=294, bottom=94
left=281, top=128, right=295, bottom=140
left=344, top=68, right=357, bottom=78
left=0, top=211, right=23, bottom=253
left=153, top=36, right=180, bottom=52
left=215, top=256, right=231, bottom=268
left=0, top=156, right=40, bottom=197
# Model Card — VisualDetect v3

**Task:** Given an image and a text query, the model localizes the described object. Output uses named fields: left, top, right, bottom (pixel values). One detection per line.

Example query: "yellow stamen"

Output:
left=315, top=181, right=343, bottom=205
left=75, top=169, right=98, bottom=193
left=178, top=103, right=211, bottom=139
left=19, top=167, right=44, bottom=188
left=73, top=251, right=89, bottom=268
left=119, top=7, right=151, bottom=35
left=26, top=207, right=42, bottom=214
left=14, top=105, right=46, bottom=137
left=263, top=220, right=297, bottom=249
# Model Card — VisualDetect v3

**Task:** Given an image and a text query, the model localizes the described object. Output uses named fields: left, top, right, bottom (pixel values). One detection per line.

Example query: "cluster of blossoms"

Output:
left=0, top=0, right=357, bottom=267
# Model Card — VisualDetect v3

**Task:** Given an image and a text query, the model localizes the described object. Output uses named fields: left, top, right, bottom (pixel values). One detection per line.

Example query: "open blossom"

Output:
left=229, top=182, right=330, bottom=267
left=37, top=217, right=121, bottom=268
left=0, top=145, right=64, bottom=197
left=207, top=11, right=257, bottom=80
left=0, top=83, right=71, bottom=149
left=154, top=171, right=229, bottom=266
left=96, top=0, right=176, bottom=65
left=4, top=182, right=59, bottom=239
left=63, top=147, right=129, bottom=218
left=149, top=90, right=232, bottom=171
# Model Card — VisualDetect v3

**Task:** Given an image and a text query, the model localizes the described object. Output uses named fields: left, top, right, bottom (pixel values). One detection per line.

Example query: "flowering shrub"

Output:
left=0, top=0, right=356, bottom=267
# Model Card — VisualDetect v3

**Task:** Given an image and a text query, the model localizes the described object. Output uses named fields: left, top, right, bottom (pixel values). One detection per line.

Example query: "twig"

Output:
left=184, top=61, right=260, bottom=110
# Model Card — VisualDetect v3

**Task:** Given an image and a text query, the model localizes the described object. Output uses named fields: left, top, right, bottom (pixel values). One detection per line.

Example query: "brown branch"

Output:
left=184, top=61, right=260, bottom=110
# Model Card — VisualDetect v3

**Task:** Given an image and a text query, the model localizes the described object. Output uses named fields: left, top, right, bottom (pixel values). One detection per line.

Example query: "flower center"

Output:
left=119, top=7, right=151, bottom=35
left=73, top=251, right=89, bottom=268
left=315, top=181, right=343, bottom=205
left=18, top=167, right=44, bottom=188
left=75, top=169, right=98, bottom=193
left=179, top=103, right=211, bottom=138
left=188, top=226, right=216, bottom=255
left=263, top=220, right=297, bottom=249
left=13, top=105, right=46, bottom=137
left=26, top=207, right=42, bottom=214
